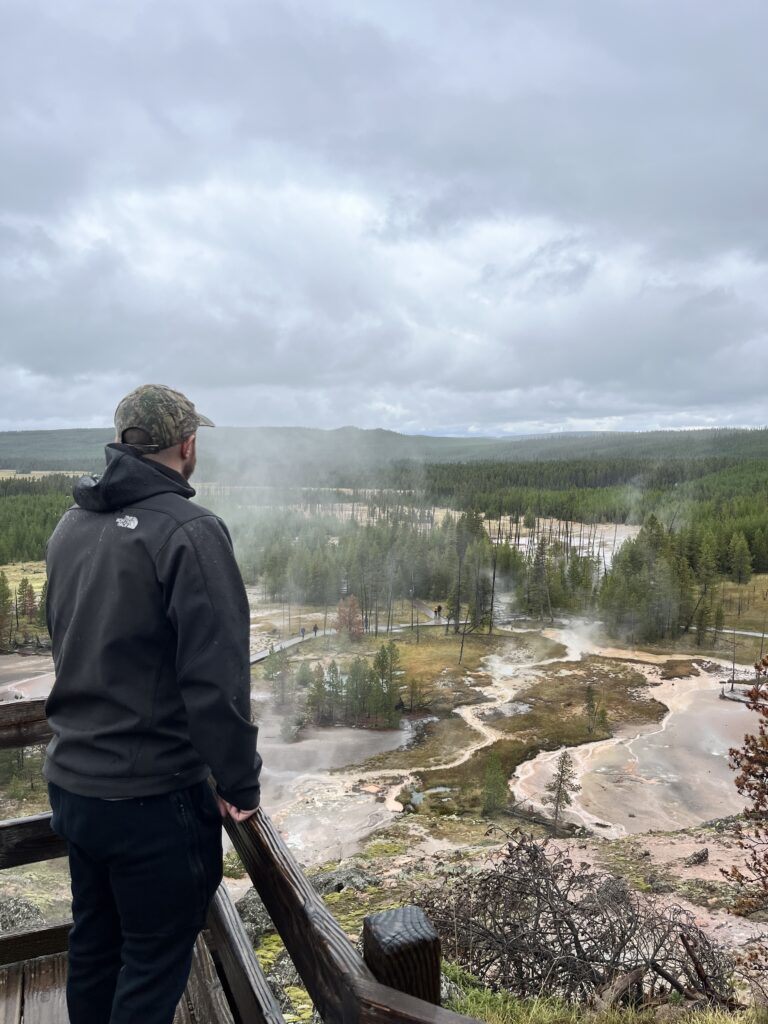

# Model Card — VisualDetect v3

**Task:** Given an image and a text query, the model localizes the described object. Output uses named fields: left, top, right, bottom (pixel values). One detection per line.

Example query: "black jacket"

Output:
left=43, top=444, right=261, bottom=807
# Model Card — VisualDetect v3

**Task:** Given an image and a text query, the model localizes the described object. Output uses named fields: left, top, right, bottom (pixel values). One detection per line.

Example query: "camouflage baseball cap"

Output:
left=114, top=384, right=214, bottom=450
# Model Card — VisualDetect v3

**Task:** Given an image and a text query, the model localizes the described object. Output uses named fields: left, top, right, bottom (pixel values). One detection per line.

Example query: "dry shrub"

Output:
left=417, top=830, right=738, bottom=1009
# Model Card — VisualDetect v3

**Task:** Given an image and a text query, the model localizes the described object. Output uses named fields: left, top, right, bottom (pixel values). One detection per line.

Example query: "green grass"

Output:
left=628, top=631, right=762, bottom=674
left=658, top=659, right=701, bottom=679
left=222, top=850, right=246, bottom=879
left=252, top=879, right=408, bottom=1022
left=0, top=560, right=49, bottom=646
left=0, top=745, right=51, bottom=818
left=514, top=656, right=667, bottom=731
left=360, top=838, right=408, bottom=859
left=447, top=986, right=754, bottom=1024
left=0, top=560, right=47, bottom=593
left=595, top=839, right=670, bottom=895
left=362, top=716, right=480, bottom=772
left=443, top=963, right=759, bottom=1024
left=720, top=575, right=768, bottom=634
left=253, top=630, right=505, bottom=716
left=0, top=859, right=72, bottom=925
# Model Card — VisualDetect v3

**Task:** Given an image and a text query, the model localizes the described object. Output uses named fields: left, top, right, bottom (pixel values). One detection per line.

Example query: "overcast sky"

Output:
left=1, top=1, right=766, bottom=435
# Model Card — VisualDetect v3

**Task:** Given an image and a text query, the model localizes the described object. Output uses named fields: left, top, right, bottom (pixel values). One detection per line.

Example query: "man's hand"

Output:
left=216, top=795, right=258, bottom=822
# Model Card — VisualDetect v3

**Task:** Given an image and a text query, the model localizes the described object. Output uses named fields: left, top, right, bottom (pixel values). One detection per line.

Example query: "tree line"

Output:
left=229, top=507, right=500, bottom=633
left=0, top=477, right=73, bottom=564
left=223, top=492, right=767, bottom=648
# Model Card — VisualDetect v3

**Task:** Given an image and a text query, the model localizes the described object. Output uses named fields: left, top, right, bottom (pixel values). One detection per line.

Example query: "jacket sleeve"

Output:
left=155, top=514, right=261, bottom=809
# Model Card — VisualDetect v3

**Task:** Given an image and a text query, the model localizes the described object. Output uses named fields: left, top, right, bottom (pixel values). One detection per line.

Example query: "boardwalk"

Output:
left=0, top=936, right=237, bottom=1024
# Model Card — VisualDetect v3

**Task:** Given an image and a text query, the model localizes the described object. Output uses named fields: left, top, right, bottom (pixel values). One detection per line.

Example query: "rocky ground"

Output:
left=223, top=806, right=766, bottom=1023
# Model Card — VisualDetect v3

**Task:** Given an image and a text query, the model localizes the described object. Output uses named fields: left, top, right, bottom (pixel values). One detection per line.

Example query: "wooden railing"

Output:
left=0, top=698, right=479, bottom=1024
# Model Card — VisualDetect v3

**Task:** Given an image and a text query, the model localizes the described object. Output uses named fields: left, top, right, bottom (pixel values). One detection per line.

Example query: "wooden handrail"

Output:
left=224, top=808, right=369, bottom=1023
left=0, top=697, right=51, bottom=748
left=0, top=921, right=70, bottom=966
left=225, top=811, right=479, bottom=1024
left=0, top=812, right=66, bottom=868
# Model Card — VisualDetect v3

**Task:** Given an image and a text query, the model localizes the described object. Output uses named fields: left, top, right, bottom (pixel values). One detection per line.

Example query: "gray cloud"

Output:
left=0, top=0, right=767, bottom=434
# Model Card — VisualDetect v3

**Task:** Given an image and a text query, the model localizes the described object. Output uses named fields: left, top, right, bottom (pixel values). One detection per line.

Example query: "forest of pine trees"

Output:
left=2, top=443, right=768, bottom=652
left=0, top=570, right=46, bottom=651
left=263, top=638, right=410, bottom=735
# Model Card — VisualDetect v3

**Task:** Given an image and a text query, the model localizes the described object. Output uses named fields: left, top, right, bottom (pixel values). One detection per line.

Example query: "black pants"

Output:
left=48, top=780, right=223, bottom=1024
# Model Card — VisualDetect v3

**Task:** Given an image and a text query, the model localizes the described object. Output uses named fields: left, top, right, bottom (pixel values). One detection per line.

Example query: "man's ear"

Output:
left=180, top=434, right=196, bottom=459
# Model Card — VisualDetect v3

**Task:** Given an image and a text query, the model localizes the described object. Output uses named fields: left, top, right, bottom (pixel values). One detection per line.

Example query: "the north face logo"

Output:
left=116, top=515, right=138, bottom=530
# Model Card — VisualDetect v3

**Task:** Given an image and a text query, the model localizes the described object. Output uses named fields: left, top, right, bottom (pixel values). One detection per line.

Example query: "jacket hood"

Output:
left=73, top=444, right=195, bottom=512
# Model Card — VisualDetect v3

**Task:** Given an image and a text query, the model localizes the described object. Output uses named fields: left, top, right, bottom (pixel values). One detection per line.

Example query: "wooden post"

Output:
left=363, top=906, right=441, bottom=1006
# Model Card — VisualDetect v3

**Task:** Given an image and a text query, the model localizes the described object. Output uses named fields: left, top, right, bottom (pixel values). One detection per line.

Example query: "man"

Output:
left=44, top=384, right=261, bottom=1024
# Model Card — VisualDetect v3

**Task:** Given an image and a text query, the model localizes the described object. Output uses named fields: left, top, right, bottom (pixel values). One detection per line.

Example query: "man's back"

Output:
left=45, top=385, right=261, bottom=1024
left=46, top=442, right=260, bottom=806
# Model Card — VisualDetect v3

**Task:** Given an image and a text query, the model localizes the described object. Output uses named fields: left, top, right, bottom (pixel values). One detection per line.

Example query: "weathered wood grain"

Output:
left=0, top=923, right=70, bottom=967
left=0, top=962, right=22, bottom=1024
left=0, top=699, right=51, bottom=749
left=224, top=809, right=371, bottom=1024
left=22, top=952, right=67, bottom=1024
left=0, top=813, right=67, bottom=869
left=363, top=906, right=441, bottom=1005
left=354, top=978, right=479, bottom=1024
left=206, top=885, right=285, bottom=1024
left=172, top=995, right=195, bottom=1024
left=186, top=933, right=235, bottom=1024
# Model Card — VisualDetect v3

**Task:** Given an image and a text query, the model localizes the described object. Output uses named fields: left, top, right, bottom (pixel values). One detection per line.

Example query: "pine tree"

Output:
left=37, top=580, right=48, bottom=630
left=16, top=579, right=26, bottom=619
left=346, top=656, right=371, bottom=724
left=713, top=601, right=725, bottom=642
left=0, top=571, right=11, bottom=652
left=584, top=685, right=600, bottom=735
left=372, top=641, right=400, bottom=726
left=694, top=599, right=711, bottom=646
left=543, top=750, right=581, bottom=831
left=307, top=664, right=328, bottom=725
left=264, top=647, right=290, bottom=705
left=17, top=578, right=32, bottom=619
left=729, top=531, right=753, bottom=585
left=326, top=660, right=343, bottom=723
left=482, top=751, right=509, bottom=815
left=295, top=662, right=313, bottom=690
left=528, top=539, right=551, bottom=620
